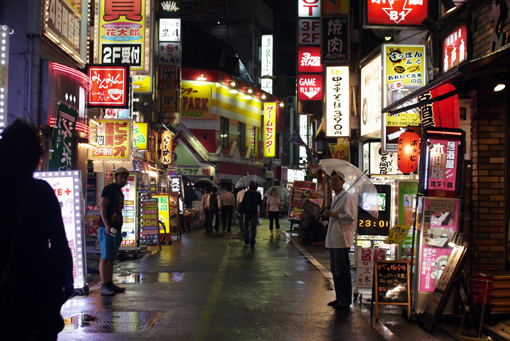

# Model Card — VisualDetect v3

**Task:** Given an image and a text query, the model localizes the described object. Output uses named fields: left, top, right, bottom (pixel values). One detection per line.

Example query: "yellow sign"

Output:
left=133, top=122, right=148, bottom=150
left=153, top=195, right=170, bottom=234
left=180, top=82, right=212, bottom=119
left=161, top=131, right=173, bottom=165
left=263, top=102, right=276, bottom=158
left=90, top=119, right=132, bottom=160
left=329, top=143, right=349, bottom=161
left=133, top=75, right=151, bottom=93
left=386, top=224, right=411, bottom=244
left=97, top=0, right=150, bottom=74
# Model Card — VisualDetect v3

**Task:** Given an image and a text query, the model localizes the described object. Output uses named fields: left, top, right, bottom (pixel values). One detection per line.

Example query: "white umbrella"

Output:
left=320, top=159, right=379, bottom=219
left=264, top=186, right=290, bottom=198
left=235, top=174, right=265, bottom=188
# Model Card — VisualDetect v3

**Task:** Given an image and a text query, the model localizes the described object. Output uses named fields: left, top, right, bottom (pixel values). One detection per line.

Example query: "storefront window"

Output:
left=238, top=122, right=246, bottom=151
left=220, top=117, right=229, bottom=148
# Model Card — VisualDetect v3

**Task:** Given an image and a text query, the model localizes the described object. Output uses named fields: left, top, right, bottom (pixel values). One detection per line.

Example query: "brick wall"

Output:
left=471, top=3, right=510, bottom=59
left=470, top=78, right=507, bottom=271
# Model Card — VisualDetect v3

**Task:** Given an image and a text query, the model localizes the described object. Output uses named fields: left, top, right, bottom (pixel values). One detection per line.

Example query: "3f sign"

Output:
left=299, top=0, right=320, bottom=17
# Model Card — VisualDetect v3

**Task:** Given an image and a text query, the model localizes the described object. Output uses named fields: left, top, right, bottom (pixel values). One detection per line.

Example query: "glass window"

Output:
left=220, top=117, right=229, bottom=148
left=238, top=122, right=246, bottom=151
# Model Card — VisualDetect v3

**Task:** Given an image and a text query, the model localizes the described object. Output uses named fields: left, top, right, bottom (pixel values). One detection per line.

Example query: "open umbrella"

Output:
left=320, top=159, right=379, bottom=219
left=264, top=186, right=290, bottom=198
left=195, top=178, right=214, bottom=188
left=235, top=174, right=265, bottom=188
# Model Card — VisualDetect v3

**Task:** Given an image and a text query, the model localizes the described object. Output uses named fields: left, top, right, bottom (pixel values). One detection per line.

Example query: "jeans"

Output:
left=244, top=212, right=258, bottom=247
left=221, top=206, right=233, bottom=231
left=268, top=211, right=280, bottom=230
left=329, top=248, right=352, bottom=305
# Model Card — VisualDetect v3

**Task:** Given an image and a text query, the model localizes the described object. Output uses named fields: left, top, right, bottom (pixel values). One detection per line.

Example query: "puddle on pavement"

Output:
left=117, top=272, right=184, bottom=283
left=63, top=311, right=160, bottom=333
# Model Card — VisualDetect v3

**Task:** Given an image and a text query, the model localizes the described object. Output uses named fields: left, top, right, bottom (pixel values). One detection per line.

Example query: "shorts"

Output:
left=98, top=227, right=123, bottom=259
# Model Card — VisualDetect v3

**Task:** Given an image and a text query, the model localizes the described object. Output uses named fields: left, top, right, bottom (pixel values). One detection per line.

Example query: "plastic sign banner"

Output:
left=382, top=44, right=426, bottom=152
left=441, top=25, right=467, bottom=73
left=360, top=55, right=382, bottom=137
left=419, top=83, right=460, bottom=129
left=96, top=0, right=151, bottom=74
left=298, top=19, right=321, bottom=45
left=34, top=171, right=87, bottom=289
left=133, top=122, right=148, bottom=150
left=298, top=74, right=323, bottom=101
left=161, top=130, right=173, bottom=165
left=180, top=82, right=211, bottom=119
left=90, top=119, right=132, bottom=160
left=87, top=65, right=129, bottom=108
left=49, top=104, right=78, bottom=171
left=325, top=66, right=349, bottom=137
left=299, top=0, right=321, bottom=17
left=298, top=46, right=322, bottom=73
left=321, top=15, right=349, bottom=63
left=264, top=102, right=276, bottom=157
left=159, top=18, right=181, bottom=41
left=365, top=0, right=428, bottom=28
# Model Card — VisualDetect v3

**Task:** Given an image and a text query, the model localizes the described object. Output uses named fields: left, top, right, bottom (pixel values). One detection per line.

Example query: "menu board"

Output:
left=120, top=173, right=137, bottom=248
left=288, top=187, right=313, bottom=220
left=374, top=260, right=411, bottom=320
left=139, top=199, right=159, bottom=246
left=153, top=195, right=170, bottom=234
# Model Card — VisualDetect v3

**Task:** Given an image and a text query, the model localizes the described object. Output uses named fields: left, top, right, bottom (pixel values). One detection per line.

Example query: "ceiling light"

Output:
left=279, top=102, right=284, bottom=108
left=494, top=84, right=506, bottom=92
left=231, top=81, right=236, bottom=87
left=261, top=94, right=266, bottom=100
left=441, top=0, right=456, bottom=13
left=247, top=88, right=253, bottom=94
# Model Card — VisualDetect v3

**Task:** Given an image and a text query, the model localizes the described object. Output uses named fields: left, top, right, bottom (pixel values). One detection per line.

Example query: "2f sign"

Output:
left=299, top=0, right=321, bottom=17
left=299, top=19, right=320, bottom=45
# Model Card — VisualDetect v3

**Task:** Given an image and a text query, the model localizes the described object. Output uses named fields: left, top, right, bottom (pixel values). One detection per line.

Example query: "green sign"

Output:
left=49, top=104, right=78, bottom=171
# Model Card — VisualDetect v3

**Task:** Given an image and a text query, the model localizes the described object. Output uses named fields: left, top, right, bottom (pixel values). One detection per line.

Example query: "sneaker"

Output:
left=101, top=285, right=115, bottom=296
left=108, top=283, right=126, bottom=293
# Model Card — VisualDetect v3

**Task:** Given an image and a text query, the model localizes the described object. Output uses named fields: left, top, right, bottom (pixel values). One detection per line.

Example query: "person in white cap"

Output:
left=98, top=167, right=129, bottom=296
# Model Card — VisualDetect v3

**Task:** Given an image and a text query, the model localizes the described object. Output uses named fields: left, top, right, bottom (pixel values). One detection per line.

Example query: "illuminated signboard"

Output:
left=358, top=184, right=391, bottom=236
left=158, top=65, right=180, bottom=89
left=299, top=0, right=321, bottom=17
left=322, top=15, right=349, bottom=63
left=298, top=46, right=322, bottom=73
left=158, top=42, right=181, bottom=65
left=325, top=66, right=349, bottom=137
left=139, top=198, right=159, bottom=245
left=441, top=25, right=467, bottom=73
left=34, top=170, right=87, bottom=289
left=381, top=44, right=426, bottom=152
left=133, top=122, right=148, bottom=150
left=369, top=142, right=401, bottom=175
left=360, top=55, right=382, bottom=138
left=43, top=0, right=88, bottom=66
left=420, top=129, right=465, bottom=198
left=365, top=0, right=428, bottom=28
left=298, top=18, right=321, bottom=45
left=161, top=130, right=173, bottom=165
left=263, top=102, right=276, bottom=157
left=159, top=18, right=181, bottom=41
left=90, top=119, right=132, bottom=160
left=0, top=27, right=9, bottom=135
left=87, top=65, right=129, bottom=108
left=120, top=173, right=137, bottom=248
left=95, top=0, right=151, bottom=75
left=132, top=75, right=152, bottom=93
left=298, top=74, right=323, bottom=101
left=153, top=195, right=170, bottom=233
left=261, top=34, right=273, bottom=93
left=180, top=82, right=211, bottom=119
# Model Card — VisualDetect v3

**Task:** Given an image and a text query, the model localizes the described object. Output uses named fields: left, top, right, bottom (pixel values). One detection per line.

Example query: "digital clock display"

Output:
left=358, top=184, right=391, bottom=236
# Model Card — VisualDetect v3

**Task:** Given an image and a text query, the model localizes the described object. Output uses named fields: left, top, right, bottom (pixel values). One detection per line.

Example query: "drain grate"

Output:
left=116, top=272, right=184, bottom=283
left=63, top=311, right=160, bottom=333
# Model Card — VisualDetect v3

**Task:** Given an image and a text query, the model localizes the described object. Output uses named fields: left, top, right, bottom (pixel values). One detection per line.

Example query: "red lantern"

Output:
left=398, top=131, right=420, bottom=174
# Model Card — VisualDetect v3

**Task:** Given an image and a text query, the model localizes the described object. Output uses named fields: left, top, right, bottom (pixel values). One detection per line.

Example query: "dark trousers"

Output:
left=268, top=211, right=280, bottom=230
left=329, top=247, right=352, bottom=305
left=244, top=212, right=258, bottom=247
left=238, top=206, right=244, bottom=231
left=204, top=209, right=210, bottom=231
left=208, top=209, right=219, bottom=232
left=221, top=206, right=233, bottom=231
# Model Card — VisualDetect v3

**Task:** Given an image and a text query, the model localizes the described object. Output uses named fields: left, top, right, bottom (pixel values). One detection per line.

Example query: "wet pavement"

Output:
left=59, top=218, right=462, bottom=340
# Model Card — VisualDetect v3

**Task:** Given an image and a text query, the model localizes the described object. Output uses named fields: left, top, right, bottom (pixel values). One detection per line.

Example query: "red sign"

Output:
left=298, top=46, right=322, bottom=73
left=427, top=138, right=460, bottom=196
left=298, top=0, right=320, bottom=17
left=419, top=84, right=460, bottom=129
left=298, top=74, right=323, bottom=101
left=366, top=0, right=428, bottom=27
left=298, top=19, right=321, bottom=45
left=87, top=65, right=129, bottom=108
left=441, top=25, right=467, bottom=73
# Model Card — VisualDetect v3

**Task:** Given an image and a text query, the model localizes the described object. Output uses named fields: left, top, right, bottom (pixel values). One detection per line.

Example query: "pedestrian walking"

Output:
left=208, top=186, right=220, bottom=233
left=98, top=167, right=130, bottom=296
left=323, top=171, right=357, bottom=309
left=237, top=187, right=246, bottom=231
left=202, top=186, right=211, bottom=232
left=0, top=119, right=74, bottom=340
left=239, top=181, right=262, bottom=247
left=220, top=184, right=235, bottom=232
left=266, top=188, right=281, bottom=238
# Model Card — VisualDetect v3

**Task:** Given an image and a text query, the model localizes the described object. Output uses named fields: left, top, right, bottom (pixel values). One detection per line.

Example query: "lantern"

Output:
left=397, top=131, right=420, bottom=174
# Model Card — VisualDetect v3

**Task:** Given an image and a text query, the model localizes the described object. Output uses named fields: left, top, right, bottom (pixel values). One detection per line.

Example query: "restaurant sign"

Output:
left=441, top=25, right=467, bottom=73
left=87, top=65, right=129, bottom=108
left=325, top=66, right=349, bottom=137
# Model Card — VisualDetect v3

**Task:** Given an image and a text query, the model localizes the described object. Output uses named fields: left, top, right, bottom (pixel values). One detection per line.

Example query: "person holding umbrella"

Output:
left=323, top=171, right=357, bottom=309
left=266, top=188, right=281, bottom=238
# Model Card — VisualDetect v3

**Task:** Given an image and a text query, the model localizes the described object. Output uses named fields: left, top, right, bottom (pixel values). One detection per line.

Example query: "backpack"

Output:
left=210, top=193, right=219, bottom=211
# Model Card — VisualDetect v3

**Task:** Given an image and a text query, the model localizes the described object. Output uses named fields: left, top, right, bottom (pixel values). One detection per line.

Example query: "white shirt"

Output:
left=267, top=196, right=280, bottom=212
left=325, top=190, right=357, bottom=249
left=236, top=189, right=246, bottom=207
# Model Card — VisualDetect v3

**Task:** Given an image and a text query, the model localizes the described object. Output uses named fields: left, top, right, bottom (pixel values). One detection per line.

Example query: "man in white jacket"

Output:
left=323, top=171, right=357, bottom=309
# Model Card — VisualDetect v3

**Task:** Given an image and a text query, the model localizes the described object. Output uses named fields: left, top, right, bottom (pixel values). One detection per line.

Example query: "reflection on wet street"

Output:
left=63, top=311, right=160, bottom=333
left=117, top=272, right=184, bottom=283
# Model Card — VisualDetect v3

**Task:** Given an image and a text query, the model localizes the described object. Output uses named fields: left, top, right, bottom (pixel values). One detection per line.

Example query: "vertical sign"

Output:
left=0, top=27, right=9, bottom=135
left=161, top=130, right=173, bottom=165
left=325, top=66, right=349, bottom=137
left=321, top=15, right=349, bottom=63
left=261, top=34, right=273, bottom=94
left=441, top=25, right=468, bottom=73
left=360, top=55, right=382, bottom=138
left=159, top=18, right=181, bottom=41
left=49, top=104, right=78, bottom=171
left=120, top=173, right=137, bottom=248
left=264, top=102, right=276, bottom=157
left=139, top=198, right=159, bottom=245
left=382, top=44, right=426, bottom=152
left=133, top=122, right=148, bottom=150
left=299, top=0, right=321, bottom=17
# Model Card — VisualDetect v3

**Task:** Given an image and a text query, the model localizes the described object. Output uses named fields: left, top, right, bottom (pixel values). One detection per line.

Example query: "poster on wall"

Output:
left=360, top=55, right=382, bottom=138
left=397, top=181, right=419, bottom=261
left=49, top=104, right=78, bottom=171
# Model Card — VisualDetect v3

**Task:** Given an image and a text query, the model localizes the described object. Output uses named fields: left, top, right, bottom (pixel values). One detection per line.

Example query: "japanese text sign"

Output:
left=329, top=143, right=349, bottom=161
left=152, top=195, right=171, bottom=233
left=366, top=0, right=428, bottom=28
left=370, top=142, right=401, bottom=175
left=87, top=65, right=129, bottom=108
left=159, top=18, right=181, bottom=41
left=161, top=130, right=173, bottom=165
left=299, top=0, right=321, bottom=17
left=168, top=175, right=182, bottom=195
left=298, top=46, right=322, bottom=73
left=158, top=65, right=180, bottom=89
left=325, top=66, right=349, bottom=137
left=298, top=19, right=321, bottom=45
left=382, top=44, right=426, bottom=152
left=49, top=104, right=78, bottom=171
left=321, top=15, right=349, bottom=63
left=90, top=119, right=132, bottom=160
left=419, top=246, right=452, bottom=292
left=139, top=198, right=159, bottom=245
left=441, top=25, right=467, bottom=73
left=176, top=167, right=215, bottom=176
left=261, top=34, right=273, bottom=77
left=387, top=224, right=411, bottom=244
left=427, top=140, right=460, bottom=194
left=264, top=102, right=277, bottom=158
left=133, top=122, right=148, bottom=150
left=298, top=74, right=323, bottom=101
left=360, top=55, right=382, bottom=137
left=180, top=82, right=211, bottom=119
left=158, top=42, right=181, bottom=65
left=97, top=0, right=151, bottom=74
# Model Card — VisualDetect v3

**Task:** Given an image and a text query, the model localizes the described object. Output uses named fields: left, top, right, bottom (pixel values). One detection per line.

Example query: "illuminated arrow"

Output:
left=382, top=0, right=413, bottom=25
